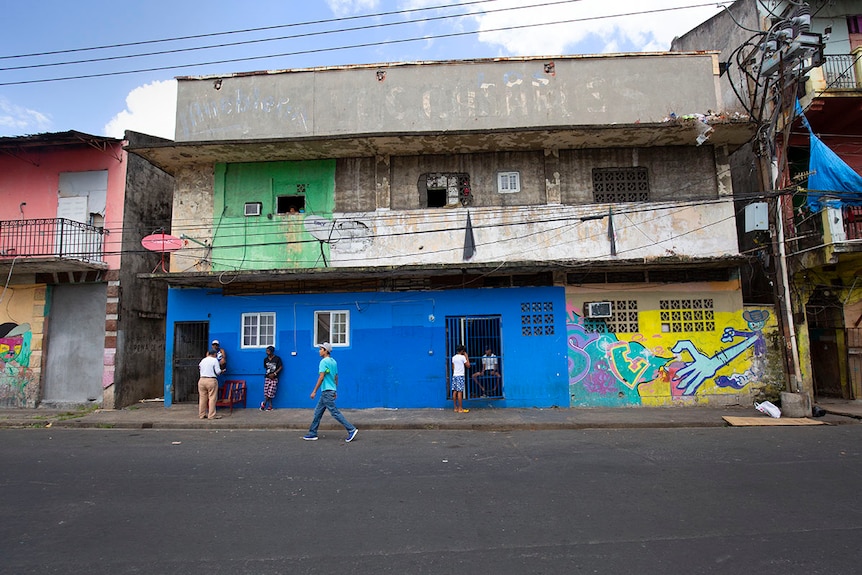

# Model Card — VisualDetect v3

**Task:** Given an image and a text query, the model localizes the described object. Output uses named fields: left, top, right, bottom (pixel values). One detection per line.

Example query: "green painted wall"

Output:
left=212, top=160, right=335, bottom=270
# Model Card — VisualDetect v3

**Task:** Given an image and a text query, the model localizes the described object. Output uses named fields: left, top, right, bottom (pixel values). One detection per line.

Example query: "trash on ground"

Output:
left=755, top=401, right=781, bottom=418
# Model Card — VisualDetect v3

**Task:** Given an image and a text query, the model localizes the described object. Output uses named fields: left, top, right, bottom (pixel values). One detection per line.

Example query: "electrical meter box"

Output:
left=745, top=202, right=769, bottom=232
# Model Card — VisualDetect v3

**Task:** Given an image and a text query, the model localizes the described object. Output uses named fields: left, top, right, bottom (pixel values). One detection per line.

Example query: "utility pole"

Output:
left=751, top=2, right=823, bottom=399
left=772, top=188, right=804, bottom=392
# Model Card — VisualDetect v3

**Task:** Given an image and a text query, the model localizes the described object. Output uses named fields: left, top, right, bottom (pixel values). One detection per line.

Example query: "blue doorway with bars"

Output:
left=445, top=315, right=503, bottom=400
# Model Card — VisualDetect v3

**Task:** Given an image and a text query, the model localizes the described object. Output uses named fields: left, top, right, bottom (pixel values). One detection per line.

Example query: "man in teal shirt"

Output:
left=303, top=342, right=358, bottom=442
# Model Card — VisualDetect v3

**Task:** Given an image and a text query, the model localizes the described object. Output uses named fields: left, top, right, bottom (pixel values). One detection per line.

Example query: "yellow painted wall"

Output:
left=566, top=282, right=783, bottom=407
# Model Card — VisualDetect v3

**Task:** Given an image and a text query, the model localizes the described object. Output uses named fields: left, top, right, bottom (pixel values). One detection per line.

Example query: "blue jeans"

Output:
left=308, top=390, right=355, bottom=435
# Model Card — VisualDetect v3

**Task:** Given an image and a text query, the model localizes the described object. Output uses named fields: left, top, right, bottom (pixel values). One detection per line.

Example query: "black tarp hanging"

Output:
left=463, top=211, right=476, bottom=260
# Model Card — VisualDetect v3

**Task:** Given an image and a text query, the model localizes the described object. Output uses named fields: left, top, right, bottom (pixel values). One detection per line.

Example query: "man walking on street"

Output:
left=303, top=342, right=358, bottom=442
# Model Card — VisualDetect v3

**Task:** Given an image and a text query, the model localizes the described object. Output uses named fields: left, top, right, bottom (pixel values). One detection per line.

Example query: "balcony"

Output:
left=822, top=54, right=860, bottom=90
left=0, top=218, right=107, bottom=273
left=791, top=206, right=862, bottom=273
left=807, top=51, right=862, bottom=93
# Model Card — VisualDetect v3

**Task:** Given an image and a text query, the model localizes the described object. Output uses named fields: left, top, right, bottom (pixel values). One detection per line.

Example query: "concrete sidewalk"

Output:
left=1, top=398, right=861, bottom=431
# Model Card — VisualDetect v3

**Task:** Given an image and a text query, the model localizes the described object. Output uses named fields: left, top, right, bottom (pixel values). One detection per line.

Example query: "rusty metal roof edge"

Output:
left=0, top=130, right=123, bottom=148
left=126, top=116, right=754, bottom=153
left=174, top=51, right=722, bottom=82
left=137, top=255, right=746, bottom=286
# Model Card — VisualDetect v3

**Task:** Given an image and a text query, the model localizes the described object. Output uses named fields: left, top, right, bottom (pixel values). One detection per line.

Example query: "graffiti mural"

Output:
left=0, top=322, right=34, bottom=406
left=567, top=303, right=771, bottom=407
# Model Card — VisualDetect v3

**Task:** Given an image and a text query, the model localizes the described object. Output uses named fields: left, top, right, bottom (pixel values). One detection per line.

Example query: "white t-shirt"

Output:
left=199, top=356, right=221, bottom=378
left=482, top=355, right=498, bottom=371
left=452, top=354, right=468, bottom=377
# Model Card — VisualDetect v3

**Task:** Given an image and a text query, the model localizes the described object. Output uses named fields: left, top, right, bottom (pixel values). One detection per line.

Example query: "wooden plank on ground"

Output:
left=722, top=416, right=826, bottom=426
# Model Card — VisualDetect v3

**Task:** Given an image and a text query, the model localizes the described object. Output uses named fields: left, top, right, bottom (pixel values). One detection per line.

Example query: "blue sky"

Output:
left=0, top=0, right=728, bottom=140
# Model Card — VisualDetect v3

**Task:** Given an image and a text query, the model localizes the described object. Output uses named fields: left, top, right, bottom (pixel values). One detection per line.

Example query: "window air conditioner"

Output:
left=584, top=301, right=613, bottom=318
left=244, top=202, right=262, bottom=217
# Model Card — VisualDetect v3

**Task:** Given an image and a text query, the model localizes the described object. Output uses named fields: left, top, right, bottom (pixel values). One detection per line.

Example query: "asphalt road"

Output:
left=1, top=427, right=860, bottom=574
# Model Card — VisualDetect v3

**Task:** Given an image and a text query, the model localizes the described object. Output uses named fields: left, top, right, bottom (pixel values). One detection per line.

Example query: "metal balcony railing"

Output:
left=822, top=54, right=859, bottom=89
left=0, top=218, right=106, bottom=263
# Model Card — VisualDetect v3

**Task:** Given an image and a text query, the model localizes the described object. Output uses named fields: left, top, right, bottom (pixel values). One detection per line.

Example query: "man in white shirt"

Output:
left=472, top=348, right=501, bottom=397
left=198, top=349, right=222, bottom=420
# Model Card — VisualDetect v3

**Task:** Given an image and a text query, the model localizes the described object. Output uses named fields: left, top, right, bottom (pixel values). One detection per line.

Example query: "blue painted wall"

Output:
left=164, top=286, right=568, bottom=409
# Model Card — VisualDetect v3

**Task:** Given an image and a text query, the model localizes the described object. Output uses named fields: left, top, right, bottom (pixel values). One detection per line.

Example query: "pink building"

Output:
left=0, top=131, right=173, bottom=408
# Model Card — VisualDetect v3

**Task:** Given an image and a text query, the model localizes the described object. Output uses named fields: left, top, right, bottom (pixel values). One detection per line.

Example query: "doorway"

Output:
left=807, top=287, right=846, bottom=398
left=172, top=321, right=209, bottom=403
left=42, top=283, right=107, bottom=406
left=445, top=315, right=503, bottom=400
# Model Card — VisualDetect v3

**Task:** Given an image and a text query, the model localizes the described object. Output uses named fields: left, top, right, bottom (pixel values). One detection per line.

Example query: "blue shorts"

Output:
left=451, top=375, right=465, bottom=392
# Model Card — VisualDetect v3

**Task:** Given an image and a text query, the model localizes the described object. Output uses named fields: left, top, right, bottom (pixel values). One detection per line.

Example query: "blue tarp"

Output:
left=796, top=101, right=862, bottom=212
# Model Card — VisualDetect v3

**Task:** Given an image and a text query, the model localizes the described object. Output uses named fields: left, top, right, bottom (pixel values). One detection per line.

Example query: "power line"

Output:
left=97, top=194, right=751, bottom=259
left=0, top=0, right=583, bottom=72
left=85, top=186, right=786, bottom=254
left=0, top=0, right=526, bottom=61
left=0, top=1, right=731, bottom=86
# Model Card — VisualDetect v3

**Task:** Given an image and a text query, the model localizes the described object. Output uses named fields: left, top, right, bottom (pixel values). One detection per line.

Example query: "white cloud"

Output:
left=0, top=96, right=52, bottom=136
left=464, top=0, right=725, bottom=56
left=326, top=0, right=380, bottom=17
left=104, top=79, right=177, bottom=140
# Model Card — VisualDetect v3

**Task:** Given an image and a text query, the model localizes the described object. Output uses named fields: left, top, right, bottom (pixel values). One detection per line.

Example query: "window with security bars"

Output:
left=592, top=167, right=649, bottom=203
left=423, top=173, right=471, bottom=207
left=583, top=300, right=639, bottom=333
left=520, top=301, right=554, bottom=336
left=659, top=299, right=715, bottom=333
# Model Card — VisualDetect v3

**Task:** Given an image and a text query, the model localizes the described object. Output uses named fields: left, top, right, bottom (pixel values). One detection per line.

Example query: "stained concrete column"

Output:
left=714, top=144, right=733, bottom=197
left=375, top=155, right=391, bottom=210
left=544, top=148, right=561, bottom=205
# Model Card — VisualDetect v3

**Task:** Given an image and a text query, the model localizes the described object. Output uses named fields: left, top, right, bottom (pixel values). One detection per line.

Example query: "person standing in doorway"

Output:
left=451, top=345, right=471, bottom=413
left=261, top=346, right=283, bottom=411
left=211, top=340, right=228, bottom=372
left=303, top=342, right=358, bottom=442
left=198, top=348, right=222, bottom=420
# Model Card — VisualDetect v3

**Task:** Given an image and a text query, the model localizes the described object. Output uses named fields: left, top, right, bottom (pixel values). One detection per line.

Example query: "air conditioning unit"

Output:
left=244, top=202, right=262, bottom=217
left=584, top=301, right=613, bottom=318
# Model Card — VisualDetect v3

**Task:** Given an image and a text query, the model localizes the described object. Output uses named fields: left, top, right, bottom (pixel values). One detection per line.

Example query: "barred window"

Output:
left=423, top=173, right=471, bottom=207
left=660, top=299, right=715, bottom=333
left=584, top=300, right=639, bottom=333
left=592, top=167, right=649, bottom=203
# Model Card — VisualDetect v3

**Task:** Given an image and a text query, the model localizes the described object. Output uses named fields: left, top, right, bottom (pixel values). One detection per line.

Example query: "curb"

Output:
left=2, top=419, right=733, bottom=431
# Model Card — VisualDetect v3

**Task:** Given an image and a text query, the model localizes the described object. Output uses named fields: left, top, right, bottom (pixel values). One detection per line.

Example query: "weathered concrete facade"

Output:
left=175, top=55, right=723, bottom=142
left=130, top=54, right=783, bottom=409
left=111, top=131, right=175, bottom=408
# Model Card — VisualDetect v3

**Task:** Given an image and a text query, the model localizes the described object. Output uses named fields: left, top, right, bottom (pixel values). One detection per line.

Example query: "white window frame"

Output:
left=314, top=310, right=350, bottom=347
left=241, top=312, right=276, bottom=348
left=497, top=171, right=521, bottom=193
